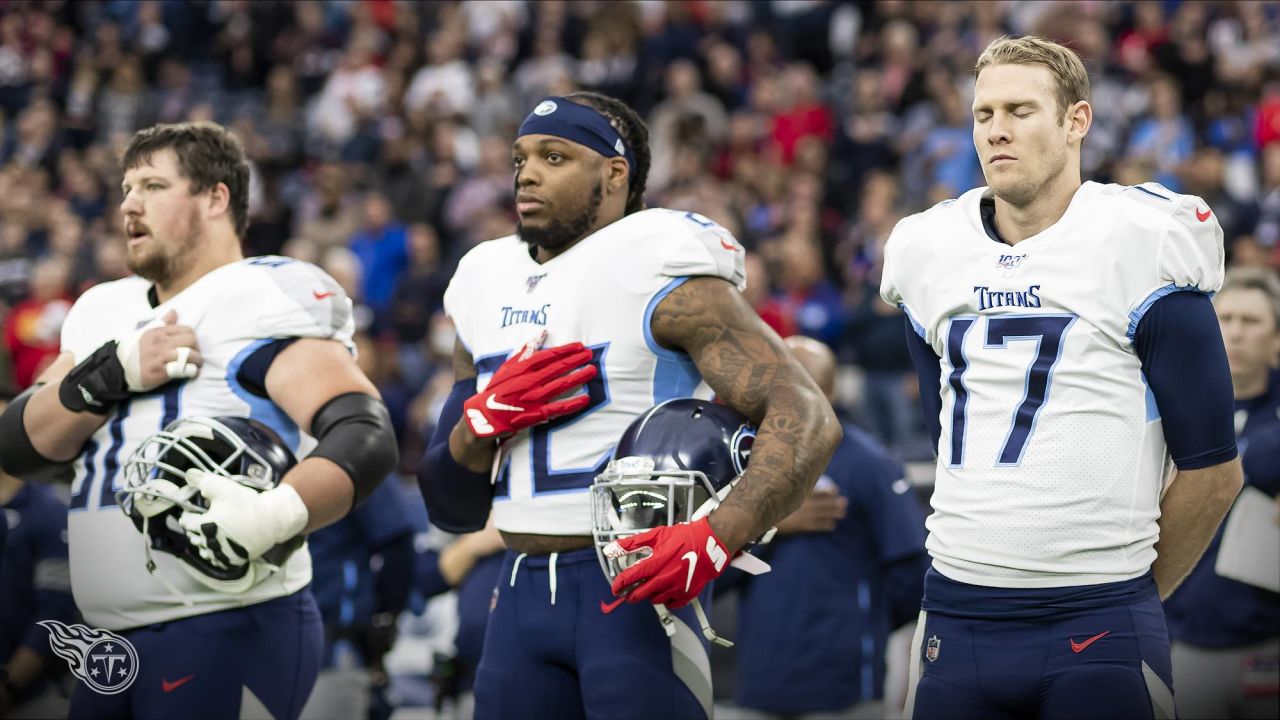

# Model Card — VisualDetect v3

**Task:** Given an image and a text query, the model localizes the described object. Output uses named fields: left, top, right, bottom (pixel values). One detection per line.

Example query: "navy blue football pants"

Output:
left=474, top=546, right=713, bottom=720
left=69, top=590, right=323, bottom=720
left=907, top=586, right=1175, bottom=719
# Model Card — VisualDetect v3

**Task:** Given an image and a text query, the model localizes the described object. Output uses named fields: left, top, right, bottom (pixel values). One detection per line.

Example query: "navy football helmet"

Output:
left=591, top=398, right=756, bottom=584
left=118, top=416, right=305, bottom=594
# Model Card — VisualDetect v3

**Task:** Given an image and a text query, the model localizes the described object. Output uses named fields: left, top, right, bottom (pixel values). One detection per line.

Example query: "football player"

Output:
left=880, top=37, right=1243, bottom=718
left=0, top=122, right=398, bottom=719
left=1166, top=267, right=1280, bottom=720
left=417, top=92, right=840, bottom=720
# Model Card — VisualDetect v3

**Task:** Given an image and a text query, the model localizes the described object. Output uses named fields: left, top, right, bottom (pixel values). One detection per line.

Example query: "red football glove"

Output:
left=606, top=518, right=730, bottom=609
left=462, top=339, right=597, bottom=438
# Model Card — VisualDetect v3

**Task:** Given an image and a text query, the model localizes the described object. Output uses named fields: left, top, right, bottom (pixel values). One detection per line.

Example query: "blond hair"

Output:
left=974, top=35, right=1090, bottom=122
left=1219, top=267, right=1280, bottom=330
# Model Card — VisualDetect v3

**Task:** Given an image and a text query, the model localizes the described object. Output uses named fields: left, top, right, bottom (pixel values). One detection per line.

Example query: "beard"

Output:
left=991, top=143, right=1069, bottom=209
left=517, top=182, right=603, bottom=251
left=126, top=206, right=203, bottom=286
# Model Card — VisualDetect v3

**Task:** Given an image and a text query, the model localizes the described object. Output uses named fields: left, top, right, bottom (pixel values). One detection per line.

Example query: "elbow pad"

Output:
left=309, top=392, right=399, bottom=509
left=0, top=386, right=65, bottom=479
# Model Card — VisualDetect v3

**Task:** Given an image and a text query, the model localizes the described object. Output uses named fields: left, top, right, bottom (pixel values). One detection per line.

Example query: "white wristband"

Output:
left=115, top=326, right=148, bottom=391
left=259, top=483, right=310, bottom=544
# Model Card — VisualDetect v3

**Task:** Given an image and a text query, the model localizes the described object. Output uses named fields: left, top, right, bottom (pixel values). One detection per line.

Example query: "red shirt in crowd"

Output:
left=4, top=296, right=71, bottom=389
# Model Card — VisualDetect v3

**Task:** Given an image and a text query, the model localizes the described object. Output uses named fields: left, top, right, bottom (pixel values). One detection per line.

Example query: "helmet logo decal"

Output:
left=730, top=426, right=755, bottom=476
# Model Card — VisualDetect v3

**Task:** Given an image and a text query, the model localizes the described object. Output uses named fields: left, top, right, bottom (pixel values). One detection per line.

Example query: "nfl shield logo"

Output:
left=926, top=635, right=941, bottom=662
left=526, top=273, right=547, bottom=293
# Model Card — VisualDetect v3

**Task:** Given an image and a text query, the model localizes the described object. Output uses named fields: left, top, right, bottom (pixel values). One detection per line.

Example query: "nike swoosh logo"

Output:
left=162, top=675, right=195, bottom=692
left=1070, top=630, right=1110, bottom=653
left=600, top=597, right=627, bottom=614
left=313, top=290, right=336, bottom=300
left=1195, top=208, right=1211, bottom=222
left=719, top=238, right=736, bottom=251
left=486, top=394, right=524, bottom=412
left=682, top=550, right=698, bottom=593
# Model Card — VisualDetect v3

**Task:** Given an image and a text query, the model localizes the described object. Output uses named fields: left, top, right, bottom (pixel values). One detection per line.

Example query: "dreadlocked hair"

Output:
left=566, top=91, right=650, bottom=215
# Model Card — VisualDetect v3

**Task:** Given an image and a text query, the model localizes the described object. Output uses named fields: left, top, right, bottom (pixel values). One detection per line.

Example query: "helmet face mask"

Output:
left=590, top=399, right=754, bottom=583
left=117, top=416, right=302, bottom=594
left=590, top=462, right=729, bottom=582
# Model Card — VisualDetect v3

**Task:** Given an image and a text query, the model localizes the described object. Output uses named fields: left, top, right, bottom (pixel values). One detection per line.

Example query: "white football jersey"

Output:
left=881, top=182, right=1224, bottom=588
left=62, top=256, right=355, bottom=630
left=444, top=209, right=746, bottom=536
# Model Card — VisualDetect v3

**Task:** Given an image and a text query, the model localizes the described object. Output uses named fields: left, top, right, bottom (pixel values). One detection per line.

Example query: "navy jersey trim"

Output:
left=226, top=340, right=302, bottom=451
left=236, top=338, right=299, bottom=399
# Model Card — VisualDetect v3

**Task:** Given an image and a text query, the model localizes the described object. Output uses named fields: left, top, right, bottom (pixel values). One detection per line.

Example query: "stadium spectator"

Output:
left=3, top=257, right=71, bottom=389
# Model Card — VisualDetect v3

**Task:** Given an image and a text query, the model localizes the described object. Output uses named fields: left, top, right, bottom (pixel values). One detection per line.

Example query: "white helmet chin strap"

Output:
left=653, top=600, right=734, bottom=648
left=690, top=478, right=737, bottom=522
left=139, top=516, right=194, bottom=608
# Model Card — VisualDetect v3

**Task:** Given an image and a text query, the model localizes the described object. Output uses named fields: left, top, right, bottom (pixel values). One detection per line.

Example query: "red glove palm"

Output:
left=463, top=339, right=597, bottom=438
left=606, top=518, right=730, bottom=609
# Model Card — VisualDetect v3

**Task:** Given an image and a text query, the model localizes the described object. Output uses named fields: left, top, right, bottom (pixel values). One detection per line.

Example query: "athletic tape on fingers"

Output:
left=165, top=346, right=198, bottom=380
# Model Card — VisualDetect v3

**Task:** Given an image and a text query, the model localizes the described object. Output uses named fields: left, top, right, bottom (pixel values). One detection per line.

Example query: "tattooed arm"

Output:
left=650, top=276, right=842, bottom=551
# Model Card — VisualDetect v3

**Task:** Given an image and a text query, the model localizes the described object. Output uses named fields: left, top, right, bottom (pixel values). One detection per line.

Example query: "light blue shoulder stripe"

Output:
left=901, top=304, right=927, bottom=340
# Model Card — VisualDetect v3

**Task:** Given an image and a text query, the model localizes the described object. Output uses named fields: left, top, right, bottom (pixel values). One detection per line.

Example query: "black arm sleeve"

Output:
left=1134, top=291, right=1238, bottom=470
left=904, top=317, right=944, bottom=454
left=417, top=379, right=495, bottom=533
left=0, top=386, right=63, bottom=479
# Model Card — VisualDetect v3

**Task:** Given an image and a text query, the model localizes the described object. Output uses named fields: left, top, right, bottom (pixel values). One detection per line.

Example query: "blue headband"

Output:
left=517, top=97, right=631, bottom=170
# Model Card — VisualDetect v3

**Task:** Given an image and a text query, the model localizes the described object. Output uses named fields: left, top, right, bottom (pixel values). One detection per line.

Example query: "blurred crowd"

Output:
left=1, top=0, right=1279, bottom=463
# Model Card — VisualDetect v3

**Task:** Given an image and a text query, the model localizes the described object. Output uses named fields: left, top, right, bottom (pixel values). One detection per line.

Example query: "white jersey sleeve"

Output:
left=880, top=204, right=947, bottom=347
left=1116, top=184, right=1225, bottom=344
left=1158, top=191, right=1225, bottom=291
left=653, top=210, right=747, bottom=291
left=242, top=256, right=356, bottom=351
